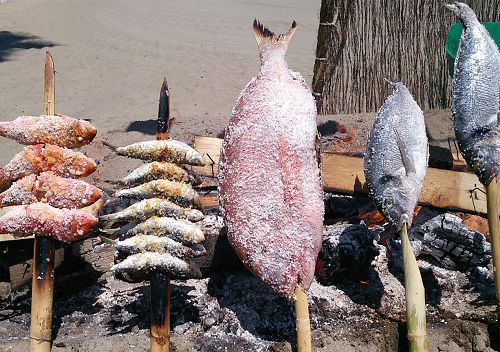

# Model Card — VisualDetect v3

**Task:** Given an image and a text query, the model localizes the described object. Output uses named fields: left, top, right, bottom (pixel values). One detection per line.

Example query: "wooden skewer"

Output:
left=294, top=285, right=311, bottom=352
left=150, top=77, right=172, bottom=352
left=30, top=51, right=56, bottom=352
left=486, top=178, right=500, bottom=325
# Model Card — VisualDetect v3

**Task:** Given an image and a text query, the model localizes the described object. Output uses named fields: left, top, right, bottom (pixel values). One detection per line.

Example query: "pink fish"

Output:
left=0, top=144, right=97, bottom=191
left=0, top=202, right=98, bottom=242
left=0, top=172, right=102, bottom=208
left=218, top=20, right=324, bottom=300
left=0, top=114, right=97, bottom=148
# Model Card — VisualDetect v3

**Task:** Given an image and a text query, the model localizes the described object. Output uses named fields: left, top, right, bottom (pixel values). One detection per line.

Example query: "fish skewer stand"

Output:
left=102, top=78, right=206, bottom=352
left=0, top=52, right=102, bottom=352
left=444, top=2, right=500, bottom=323
left=364, top=82, right=429, bottom=351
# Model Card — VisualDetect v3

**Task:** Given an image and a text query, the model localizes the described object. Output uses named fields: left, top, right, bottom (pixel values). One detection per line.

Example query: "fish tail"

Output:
left=102, top=141, right=117, bottom=151
left=253, top=19, right=297, bottom=54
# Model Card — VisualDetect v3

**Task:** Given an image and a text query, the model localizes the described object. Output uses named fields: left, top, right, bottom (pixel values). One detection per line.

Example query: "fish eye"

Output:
left=385, top=198, right=393, bottom=207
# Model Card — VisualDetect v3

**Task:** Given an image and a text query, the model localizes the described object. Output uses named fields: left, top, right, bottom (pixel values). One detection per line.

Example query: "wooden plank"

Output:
left=193, top=135, right=498, bottom=214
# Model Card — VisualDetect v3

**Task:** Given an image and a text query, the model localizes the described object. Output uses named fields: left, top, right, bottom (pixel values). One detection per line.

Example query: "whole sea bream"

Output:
left=218, top=20, right=324, bottom=300
left=445, top=2, right=500, bottom=185
left=364, top=82, right=428, bottom=229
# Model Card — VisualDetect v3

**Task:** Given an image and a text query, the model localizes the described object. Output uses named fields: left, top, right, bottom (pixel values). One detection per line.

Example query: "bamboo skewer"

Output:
left=486, top=178, right=500, bottom=321
left=294, top=285, right=312, bottom=352
left=30, top=51, right=56, bottom=352
left=400, top=222, right=429, bottom=352
left=150, top=78, right=172, bottom=352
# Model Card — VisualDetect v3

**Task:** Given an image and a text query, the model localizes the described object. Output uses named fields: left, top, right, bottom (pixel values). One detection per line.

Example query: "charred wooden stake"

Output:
left=151, top=77, right=172, bottom=352
left=486, top=179, right=500, bottom=321
left=30, top=51, right=56, bottom=352
left=294, top=286, right=311, bottom=352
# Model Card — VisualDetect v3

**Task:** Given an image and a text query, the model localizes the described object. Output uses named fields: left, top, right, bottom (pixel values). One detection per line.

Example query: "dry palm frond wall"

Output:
left=312, top=0, right=500, bottom=114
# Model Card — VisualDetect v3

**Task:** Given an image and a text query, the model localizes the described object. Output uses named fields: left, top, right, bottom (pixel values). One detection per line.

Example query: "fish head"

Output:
left=378, top=176, right=419, bottom=229
left=443, top=2, right=477, bottom=23
left=73, top=119, right=97, bottom=146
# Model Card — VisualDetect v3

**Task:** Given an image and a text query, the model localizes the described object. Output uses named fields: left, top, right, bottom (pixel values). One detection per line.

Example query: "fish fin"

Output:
left=253, top=19, right=297, bottom=52
left=394, top=129, right=417, bottom=175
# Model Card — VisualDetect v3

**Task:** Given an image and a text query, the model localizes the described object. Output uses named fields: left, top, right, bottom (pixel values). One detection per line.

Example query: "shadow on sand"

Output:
left=0, top=31, right=57, bottom=62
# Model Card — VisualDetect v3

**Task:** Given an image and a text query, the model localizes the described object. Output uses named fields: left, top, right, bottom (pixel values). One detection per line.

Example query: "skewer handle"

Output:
left=294, top=285, right=311, bottom=352
left=150, top=271, right=171, bottom=352
left=486, top=179, right=500, bottom=319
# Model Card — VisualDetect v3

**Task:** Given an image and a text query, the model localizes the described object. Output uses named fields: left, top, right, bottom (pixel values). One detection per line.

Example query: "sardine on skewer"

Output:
left=112, top=252, right=202, bottom=279
left=115, top=235, right=206, bottom=258
left=0, top=172, right=102, bottom=208
left=114, top=179, right=201, bottom=208
left=103, top=140, right=205, bottom=166
left=106, top=161, right=202, bottom=187
left=364, top=81, right=428, bottom=229
left=124, top=216, right=205, bottom=245
left=444, top=2, right=500, bottom=185
left=0, top=202, right=98, bottom=242
left=99, top=198, right=204, bottom=228
left=0, top=114, right=97, bottom=148
left=0, top=144, right=97, bottom=191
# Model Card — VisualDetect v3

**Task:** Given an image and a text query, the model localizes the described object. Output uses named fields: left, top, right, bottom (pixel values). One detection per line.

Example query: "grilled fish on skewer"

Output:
left=0, top=202, right=98, bottom=242
left=115, top=179, right=201, bottom=208
left=0, top=114, right=97, bottom=148
left=0, top=144, right=97, bottom=191
left=106, top=161, right=201, bottom=187
left=444, top=2, right=500, bottom=185
left=99, top=198, right=204, bottom=227
left=218, top=20, right=324, bottom=300
left=115, top=235, right=206, bottom=258
left=103, top=140, right=205, bottom=166
left=123, top=216, right=204, bottom=245
left=112, top=252, right=202, bottom=279
left=0, top=172, right=102, bottom=208
left=364, top=82, right=428, bottom=229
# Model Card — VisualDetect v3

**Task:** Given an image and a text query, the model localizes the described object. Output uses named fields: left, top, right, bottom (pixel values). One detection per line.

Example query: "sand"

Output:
left=0, top=0, right=320, bottom=167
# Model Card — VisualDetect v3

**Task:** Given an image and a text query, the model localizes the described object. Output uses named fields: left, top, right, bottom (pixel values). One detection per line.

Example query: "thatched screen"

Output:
left=312, top=0, right=500, bottom=114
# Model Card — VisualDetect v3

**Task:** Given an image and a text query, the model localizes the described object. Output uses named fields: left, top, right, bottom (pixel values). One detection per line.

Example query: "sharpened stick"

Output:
left=400, top=222, right=429, bottom=352
left=150, top=77, right=172, bottom=352
left=294, top=285, right=311, bottom=352
left=486, top=178, right=500, bottom=324
left=30, top=51, right=56, bottom=352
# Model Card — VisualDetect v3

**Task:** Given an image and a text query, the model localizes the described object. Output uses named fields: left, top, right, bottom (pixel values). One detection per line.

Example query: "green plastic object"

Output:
left=445, top=22, right=500, bottom=76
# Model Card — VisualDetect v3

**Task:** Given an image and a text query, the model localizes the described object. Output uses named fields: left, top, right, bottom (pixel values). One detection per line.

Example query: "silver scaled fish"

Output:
left=106, top=161, right=202, bottom=187
left=115, top=235, right=206, bottom=258
left=444, top=2, right=500, bottom=185
left=218, top=20, right=324, bottom=300
left=364, top=82, right=428, bottom=229
left=103, top=140, right=205, bottom=166
left=99, top=198, right=204, bottom=227
left=114, top=179, right=201, bottom=208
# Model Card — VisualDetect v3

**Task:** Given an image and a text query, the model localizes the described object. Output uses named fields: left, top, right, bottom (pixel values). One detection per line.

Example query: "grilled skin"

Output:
left=445, top=2, right=500, bottom=185
left=115, top=235, right=206, bottom=258
left=364, top=82, right=428, bottom=229
left=0, top=114, right=97, bottom=148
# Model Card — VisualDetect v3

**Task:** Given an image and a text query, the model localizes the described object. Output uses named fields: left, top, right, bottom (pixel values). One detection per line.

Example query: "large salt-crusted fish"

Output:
left=0, top=172, right=102, bottom=208
left=99, top=198, right=204, bottom=227
left=103, top=140, right=205, bottom=166
left=0, top=144, right=97, bottom=191
left=114, top=179, right=201, bottom=208
left=444, top=2, right=500, bottom=185
left=218, top=20, right=324, bottom=300
left=364, top=82, right=428, bottom=229
left=124, top=216, right=205, bottom=245
left=0, top=202, right=98, bottom=242
left=0, top=114, right=97, bottom=148
left=106, top=161, right=201, bottom=187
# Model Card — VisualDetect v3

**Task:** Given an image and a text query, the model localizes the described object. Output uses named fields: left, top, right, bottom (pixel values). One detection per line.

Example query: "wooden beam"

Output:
left=193, top=136, right=498, bottom=214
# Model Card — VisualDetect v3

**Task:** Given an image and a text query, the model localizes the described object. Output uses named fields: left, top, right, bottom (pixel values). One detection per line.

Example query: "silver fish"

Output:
left=124, top=216, right=205, bottom=245
left=103, top=140, right=205, bottom=166
left=114, top=179, right=201, bottom=208
left=115, top=235, right=205, bottom=258
left=99, top=198, right=204, bottom=227
left=106, top=161, right=202, bottom=187
left=364, top=82, right=428, bottom=229
left=112, top=252, right=201, bottom=279
left=445, top=2, right=500, bottom=185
